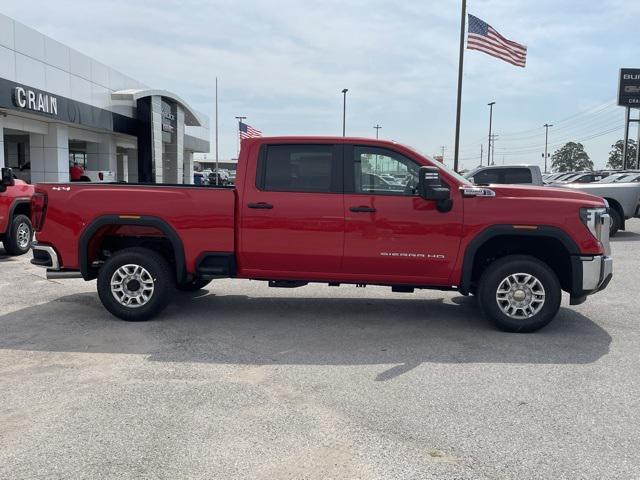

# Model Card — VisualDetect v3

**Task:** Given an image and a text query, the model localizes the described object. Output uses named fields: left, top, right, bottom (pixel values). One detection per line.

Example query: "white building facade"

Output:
left=0, top=13, right=209, bottom=184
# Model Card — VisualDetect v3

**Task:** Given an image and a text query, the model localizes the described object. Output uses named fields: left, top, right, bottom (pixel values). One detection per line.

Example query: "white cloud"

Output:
left=2, top=0, right=636, bottom=167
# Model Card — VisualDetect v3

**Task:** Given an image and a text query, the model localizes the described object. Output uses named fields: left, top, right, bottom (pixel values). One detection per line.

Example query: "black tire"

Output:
left=4, top=214, right=33, bottom=256
left=97, top=247, right=173, bottom=321
left=609, top=208, right=622, bottom=237
left=477, top=255, right=561, bottom=333
left=176, top=277, right=212, bottom=292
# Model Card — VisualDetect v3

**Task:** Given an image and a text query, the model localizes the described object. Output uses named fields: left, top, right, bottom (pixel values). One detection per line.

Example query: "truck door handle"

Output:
left=248, top=202, right=273, bottom=209
left=349, top=205, right=376, bottom=213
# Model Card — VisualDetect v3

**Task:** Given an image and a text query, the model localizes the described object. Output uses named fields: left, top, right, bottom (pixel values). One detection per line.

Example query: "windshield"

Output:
left=562, top=173, right=583, bottom=182
left=616, top=173, right=640, bottom=183
left=555, top=173, right=577, bottom=181
left=598, top=173, right=626, bottom=183
left=434, top=160, right=473, bottom=185
left=408, top=146, right=472, bottom=185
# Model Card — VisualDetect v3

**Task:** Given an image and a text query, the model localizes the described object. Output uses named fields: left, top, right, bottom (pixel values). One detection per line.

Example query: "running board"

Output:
left=268, top=280, right=308, bottom=288
left=46, top=270, right=83, bottom=279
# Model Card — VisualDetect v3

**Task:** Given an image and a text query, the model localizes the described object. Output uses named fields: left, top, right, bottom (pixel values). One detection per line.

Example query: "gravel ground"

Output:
left=0, top=223, right=639, bottom=479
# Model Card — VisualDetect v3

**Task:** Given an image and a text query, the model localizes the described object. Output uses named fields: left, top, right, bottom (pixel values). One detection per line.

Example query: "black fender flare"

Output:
left=459, top=225, right=581, bottom=295
left=78, top=215, right=187, bottom=282
left=4, top=198, right=31, bottom=235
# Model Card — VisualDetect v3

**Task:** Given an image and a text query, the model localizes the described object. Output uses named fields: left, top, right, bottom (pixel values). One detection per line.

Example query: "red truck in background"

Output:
left=0, top=168, right=33, bottom=256
left=26, top=137, right=613, bottom=332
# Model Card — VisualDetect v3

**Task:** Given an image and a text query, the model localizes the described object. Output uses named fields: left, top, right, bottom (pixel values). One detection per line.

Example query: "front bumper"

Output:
left=581, top=255, right=613, bottom=292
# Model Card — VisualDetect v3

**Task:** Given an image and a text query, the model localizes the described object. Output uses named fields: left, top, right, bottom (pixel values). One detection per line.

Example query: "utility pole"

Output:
left=374, top=124, right=381, bottom=139
left=440, top=146, right=446, bottom=162
left=487, top=101, right=495, bottom=165
left=480, top=144, right=483, bottom=166
left=342, top=89, right=348, bottom=137
left=543, top=123, right=553, bottom=173
left=453, top=0, right=467, bottom=172
left=489, top=134, right=498, bottom=165
left=543, top=124, right=552, bottom=171
left=235, top=115, right=246, bottom=159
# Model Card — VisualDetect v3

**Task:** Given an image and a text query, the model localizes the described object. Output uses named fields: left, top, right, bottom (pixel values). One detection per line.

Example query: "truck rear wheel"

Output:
left=4, top=214, right=33, bottom=256
left=477, top=255, right=561, bottom=333
left=97, top=247, right=172, bottom=321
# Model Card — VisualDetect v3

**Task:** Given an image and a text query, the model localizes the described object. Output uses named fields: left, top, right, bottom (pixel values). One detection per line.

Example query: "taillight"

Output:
left=31, top=192, right=47, bottom=232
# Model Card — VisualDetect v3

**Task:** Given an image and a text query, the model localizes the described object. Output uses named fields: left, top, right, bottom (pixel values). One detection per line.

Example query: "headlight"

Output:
left=580, top=207, right=607, bottom=240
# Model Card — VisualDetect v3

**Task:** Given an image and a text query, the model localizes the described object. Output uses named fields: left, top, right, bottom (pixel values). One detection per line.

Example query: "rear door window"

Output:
left=258, top=145, right=340, bottom=193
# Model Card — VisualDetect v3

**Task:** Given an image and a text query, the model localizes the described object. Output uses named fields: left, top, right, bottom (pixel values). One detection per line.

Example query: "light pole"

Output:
left=487, top=102, right=495, bottom=166
left=374, top=124, right=381, bottom=139
left=235, top=115, right=246, bottom=162
left=341, top=89, right=348, bottom=136
left=543, top=123, right=553, bottom=173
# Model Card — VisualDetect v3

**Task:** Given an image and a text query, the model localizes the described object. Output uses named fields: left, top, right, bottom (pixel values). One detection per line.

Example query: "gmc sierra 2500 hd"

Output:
left=26, top=137, right=612, bottom=332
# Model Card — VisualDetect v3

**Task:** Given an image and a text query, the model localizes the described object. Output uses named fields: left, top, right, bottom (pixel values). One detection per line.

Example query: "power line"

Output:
left=496, top=125, right=623, bottom=157
left=446, top=98, right=620, bottom=155
left=495, top=119, right=624, bottom=151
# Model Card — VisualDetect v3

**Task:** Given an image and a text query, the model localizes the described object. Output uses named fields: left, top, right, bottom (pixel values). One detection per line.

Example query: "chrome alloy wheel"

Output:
left=110, top=264, right=155, bottom=308
left=17, top=222, right=31, bottom=249
left=495, top=273, right=546, bottom=320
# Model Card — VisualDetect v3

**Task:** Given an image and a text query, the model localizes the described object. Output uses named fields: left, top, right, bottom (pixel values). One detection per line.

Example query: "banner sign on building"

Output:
left=12, top=85, right=58, bottom=115
left=618, top=68, right=640, bottom=108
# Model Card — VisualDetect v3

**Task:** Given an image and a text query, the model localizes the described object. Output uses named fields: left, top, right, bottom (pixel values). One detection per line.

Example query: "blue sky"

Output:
left=4, top=0, right=639, bottom=170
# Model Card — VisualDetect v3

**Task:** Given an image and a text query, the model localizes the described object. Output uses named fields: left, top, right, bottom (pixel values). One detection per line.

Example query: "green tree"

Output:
left=551, top=142, right=593, bottom=172
left=607, top=139, right=637, bottom=169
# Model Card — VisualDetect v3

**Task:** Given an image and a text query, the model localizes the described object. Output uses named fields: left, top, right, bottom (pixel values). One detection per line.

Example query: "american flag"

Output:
left=239, top=121, right=262, bottom=139
left=467, top=14, right=527, bottom=68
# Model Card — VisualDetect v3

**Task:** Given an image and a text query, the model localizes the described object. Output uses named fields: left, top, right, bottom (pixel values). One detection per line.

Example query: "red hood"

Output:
left=486, top=184, right=605, bottom=207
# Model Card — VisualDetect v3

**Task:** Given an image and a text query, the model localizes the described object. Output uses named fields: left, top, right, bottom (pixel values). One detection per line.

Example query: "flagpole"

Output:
left=453, top=0, right=467, bottom=172
left=215, top=77, right=219, bottom=186
left=235, top=115, right=246, bottom=159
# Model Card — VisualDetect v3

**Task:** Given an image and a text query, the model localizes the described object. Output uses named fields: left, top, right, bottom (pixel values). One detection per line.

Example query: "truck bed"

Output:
left=34, top=183, right=236, bottom=273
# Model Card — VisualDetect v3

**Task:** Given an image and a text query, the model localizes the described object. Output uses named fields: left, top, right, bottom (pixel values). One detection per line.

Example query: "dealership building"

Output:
left=0, top=13, right=209, bottom=184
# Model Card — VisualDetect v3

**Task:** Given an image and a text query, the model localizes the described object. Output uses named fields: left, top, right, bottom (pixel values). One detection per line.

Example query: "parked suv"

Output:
left=0, top=168, right=34, bottom=255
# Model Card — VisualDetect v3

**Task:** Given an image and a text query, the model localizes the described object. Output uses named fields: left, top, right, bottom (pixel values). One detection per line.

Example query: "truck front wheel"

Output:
left=477, top=255, right=561, bottom=333
left=97, top=247, right=172, bottom=321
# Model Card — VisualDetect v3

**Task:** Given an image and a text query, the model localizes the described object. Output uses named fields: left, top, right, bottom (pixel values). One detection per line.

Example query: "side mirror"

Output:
left=418, top=166, right=452, bottom=212
left=0, top=167, right=14, bottom=192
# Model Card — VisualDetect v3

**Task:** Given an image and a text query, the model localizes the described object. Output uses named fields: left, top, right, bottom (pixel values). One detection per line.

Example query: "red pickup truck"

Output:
left=27, top=137, right=612, bottom=332
left=0, top=168, right=33, bottom=256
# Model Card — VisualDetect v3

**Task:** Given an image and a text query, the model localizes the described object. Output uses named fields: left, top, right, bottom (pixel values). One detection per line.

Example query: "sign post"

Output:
left=618, top=69, right=640, bottom=169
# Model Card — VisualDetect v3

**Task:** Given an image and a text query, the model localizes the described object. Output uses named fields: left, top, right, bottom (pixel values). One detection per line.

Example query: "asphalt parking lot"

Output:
left=1, top=226, right=639, bottom=480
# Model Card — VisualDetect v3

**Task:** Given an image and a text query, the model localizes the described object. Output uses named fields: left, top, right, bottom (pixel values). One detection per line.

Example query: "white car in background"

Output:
left=81, top=170, right=115, bottom=182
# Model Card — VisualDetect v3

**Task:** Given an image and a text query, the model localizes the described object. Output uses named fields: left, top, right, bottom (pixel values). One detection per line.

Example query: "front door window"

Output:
left=353, top=147, right=419, bottom=195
